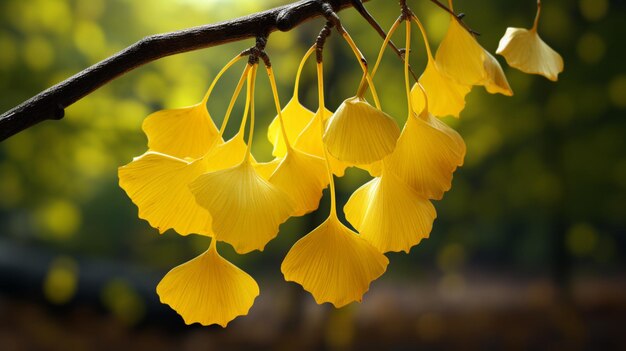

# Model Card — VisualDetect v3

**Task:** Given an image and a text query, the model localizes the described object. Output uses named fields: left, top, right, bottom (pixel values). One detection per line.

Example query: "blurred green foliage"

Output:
left=0, top=0, right=624, bottom=320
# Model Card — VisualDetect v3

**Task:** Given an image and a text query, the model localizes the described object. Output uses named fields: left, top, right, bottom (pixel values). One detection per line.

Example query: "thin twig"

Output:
left=428, top=0, right=480, bottom=36
left=350, top=0, right=419, bottom=82
left=0, top=0, right=370, bottom=142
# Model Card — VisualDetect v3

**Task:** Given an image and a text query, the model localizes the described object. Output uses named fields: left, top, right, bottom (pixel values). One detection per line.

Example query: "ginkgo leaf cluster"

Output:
left=118, top=0, right=563, bottom=327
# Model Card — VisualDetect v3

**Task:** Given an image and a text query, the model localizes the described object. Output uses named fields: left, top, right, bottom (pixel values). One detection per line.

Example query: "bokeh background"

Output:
left=0, top=0, right=624, bottom=350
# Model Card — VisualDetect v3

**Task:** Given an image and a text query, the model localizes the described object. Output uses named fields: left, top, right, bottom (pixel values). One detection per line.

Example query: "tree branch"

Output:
left=0, top=0, right=372, bottom=142
left=350, top=0, right=419, bottom=83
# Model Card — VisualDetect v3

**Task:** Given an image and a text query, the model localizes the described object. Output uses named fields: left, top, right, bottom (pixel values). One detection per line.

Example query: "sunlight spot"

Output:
left=73, top=20, right=107, bottom=60
left=114, top=100, right=148, bottom=131
left=76, top=0, right=105, bottom=20
left=0, top=165, right=23, bottom=207
left=579, top=0, right=608, bottom=21
left=425, top=8, right=450, bottom=44
left=2, top=129, right=34, bottom=161
left=567, top=223, right=598, bottom=257
left=577, top=33, right=605, bottom=64
left=325, top=308, right=355, bottom=349
left=135, top=72, right=168, bottom=103
left=38, top=0, right=72, bottom=35
left=437, top=243, right=466, bottom=272
left=23, top=36, right=55, bottom=71
left=35, top=199, right=81, bottom=240
left=0, top=32, right=17, bottom=69
left=101, top=279, right=146, bottom=326
left=608, top=75, right=626, bottom=109
left=44, top=256, right=79, bottom=304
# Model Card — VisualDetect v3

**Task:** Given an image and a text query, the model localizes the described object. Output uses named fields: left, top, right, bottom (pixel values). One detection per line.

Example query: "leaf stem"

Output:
left=341, top=31, right=381, bottom=109
left=356, top=16, right=402, bottom=98
left=266, top=66, right=293, bottom=152
left=219, top=64, right=251, bottom=136
left=316, top=61, right=337, bottom=217
left=411, top=14, right=433, bottom=60
left=244, top=65, right=258, bottom=162
left=294, top=46, right=316, bottom=102
left=404, top=20, right=414, bottom=116
left=350, top=1, right=419, bottom=82
left=532, top=0, right=541, bottom=32
left=202, top=54, right=244, bottom=104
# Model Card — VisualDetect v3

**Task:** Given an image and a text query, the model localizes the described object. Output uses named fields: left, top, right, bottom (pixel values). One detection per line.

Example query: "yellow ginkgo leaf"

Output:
left=190, top=160, right=294, bottom=254
left=435, top=17, right=486, bottom=86
left=496, top=27, right=564, bottom=81
left=294, top=109, right=348, bottom=177
left=142, top=103, right=220, bottom=160
left=344, top=170, right=436, bottom=253
left=203, top=132, right=256, bottom=173
left=412, top=61, right=472, bottom=118
left=269, top=149, right=328, bottom=216
left=254, top=157, right=282, bottom=180
left=267, top=98, right=316, bottom=158
left=157, top=243, right=259, bottom=327
left=323, top=97, right=400, bottom=165
left=118, top=151, right=212, bottom=236
left=386, top=111, right=466, bottom=200
left=281, top=216, right=389, bottom=307
left=357, top=160, right=383, bottom=177
left=480, top=49, right=513, bottom=96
